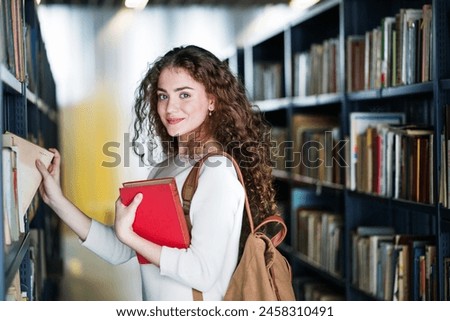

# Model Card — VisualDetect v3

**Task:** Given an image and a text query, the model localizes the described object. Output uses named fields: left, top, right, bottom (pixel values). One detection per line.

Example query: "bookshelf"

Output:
left=0, top=0, right=61, bottom=300
left=231, top=0, right=450, bottom=300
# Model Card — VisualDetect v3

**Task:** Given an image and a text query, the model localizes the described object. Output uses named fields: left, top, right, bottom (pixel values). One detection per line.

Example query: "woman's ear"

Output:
left=208, top=95, right=215, bottom=111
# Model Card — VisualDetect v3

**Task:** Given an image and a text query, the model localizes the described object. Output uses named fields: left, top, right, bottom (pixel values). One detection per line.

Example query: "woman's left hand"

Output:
left=114, top=193, right=162, bottom=266
left=114, top=193, right=143, bottom=244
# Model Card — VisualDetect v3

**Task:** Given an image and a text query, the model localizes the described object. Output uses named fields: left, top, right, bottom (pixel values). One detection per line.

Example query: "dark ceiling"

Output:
left=39, top=0, right=291, bottom=7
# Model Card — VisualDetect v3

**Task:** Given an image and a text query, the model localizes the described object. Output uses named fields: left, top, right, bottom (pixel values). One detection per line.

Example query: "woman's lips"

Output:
left=167, top=118, right=184, bottom=125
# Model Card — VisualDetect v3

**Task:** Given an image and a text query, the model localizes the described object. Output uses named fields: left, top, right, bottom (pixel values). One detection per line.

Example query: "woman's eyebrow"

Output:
left=157, top=86, right=194, bottom=93
left=174, top=86, right=194, bottom=92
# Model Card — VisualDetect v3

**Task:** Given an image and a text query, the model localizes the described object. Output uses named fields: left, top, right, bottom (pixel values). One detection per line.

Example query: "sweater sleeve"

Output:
left=81, top=219, right=135, bottom=265
left=159, top=156, right=245, bottom=292
left=80, top=163, right=164, bottom=265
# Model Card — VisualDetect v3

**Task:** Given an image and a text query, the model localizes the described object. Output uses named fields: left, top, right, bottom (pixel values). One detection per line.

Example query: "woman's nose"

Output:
left=165, top=98, right=178, bottom=114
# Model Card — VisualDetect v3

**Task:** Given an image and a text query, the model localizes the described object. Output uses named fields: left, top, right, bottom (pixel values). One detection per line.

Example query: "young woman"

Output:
left=36, top=45, right=278, bottom=300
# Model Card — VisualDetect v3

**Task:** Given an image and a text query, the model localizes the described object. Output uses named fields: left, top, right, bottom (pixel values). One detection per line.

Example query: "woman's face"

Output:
left=156, top=67, right=213, bottom=142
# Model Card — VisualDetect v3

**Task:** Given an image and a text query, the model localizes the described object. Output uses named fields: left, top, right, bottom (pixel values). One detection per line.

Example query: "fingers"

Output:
left=131, top=193, right=143, bottom=208
left=47, top=148, right=61, bottom=176
left=48, top=147, right=59, bottom=155
left=116, top=193, right=143, bottom=209
left=35, top=159, right=50, bottom=179
left=126, top=193, right=143, bottom=212
left=48, top=148, right=61, bottom=167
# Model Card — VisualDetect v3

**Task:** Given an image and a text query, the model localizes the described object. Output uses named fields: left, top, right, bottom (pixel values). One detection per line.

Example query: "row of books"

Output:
left=350, top=113, right=434, bottom=203
left=352, top=226, right=437, bottom=301
left=293, top=37, right=340, bottom=97
left=272, top=111, right=436, bottom=205
left=296, top=224, right=443, bottom=301
left=296, top=208, right=343, bottom=277
left=347, top=4, right=432, bottom=92
left=1, top=0, right=56, bottom=101
left=253, top=62, right=283, bottom=101
left=2, top=132, right=54, bottom=246
left=0, top=0, right=25, bottom=82
left=295, top=217, right=444, bottom=301
left=254, top=5, right=433, bottom=99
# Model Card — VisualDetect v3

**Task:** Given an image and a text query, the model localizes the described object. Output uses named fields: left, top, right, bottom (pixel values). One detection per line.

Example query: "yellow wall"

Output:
left=60, top=86, right=121, bottom=226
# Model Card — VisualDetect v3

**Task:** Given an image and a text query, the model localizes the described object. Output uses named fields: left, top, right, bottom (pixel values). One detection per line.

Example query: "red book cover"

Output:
left=119, top=177, right=190, bottom=264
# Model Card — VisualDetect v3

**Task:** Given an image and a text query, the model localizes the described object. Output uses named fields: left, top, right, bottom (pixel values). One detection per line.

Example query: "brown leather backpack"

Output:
left=182, top=151, right=296, bottom=301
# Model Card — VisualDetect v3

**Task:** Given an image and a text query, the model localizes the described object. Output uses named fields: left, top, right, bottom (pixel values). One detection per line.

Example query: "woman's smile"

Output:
left=166, top=118, right=184, bottom=125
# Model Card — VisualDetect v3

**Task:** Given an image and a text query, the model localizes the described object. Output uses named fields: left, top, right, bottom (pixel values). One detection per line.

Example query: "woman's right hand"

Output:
left=36, top=148, right=92, bottom=240
left=36, top=148, right=64, bottom=208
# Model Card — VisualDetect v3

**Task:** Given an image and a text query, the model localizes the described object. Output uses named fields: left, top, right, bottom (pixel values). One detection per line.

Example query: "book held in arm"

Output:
left=119, top=177, right=190, bottom=264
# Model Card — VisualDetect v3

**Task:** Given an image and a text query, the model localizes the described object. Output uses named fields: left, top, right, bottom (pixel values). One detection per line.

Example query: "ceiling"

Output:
left=39, top=0, right=291, bottom=7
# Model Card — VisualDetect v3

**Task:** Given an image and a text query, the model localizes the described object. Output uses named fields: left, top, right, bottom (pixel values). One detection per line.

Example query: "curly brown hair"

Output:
left=132, top=45, right=279, bottom=251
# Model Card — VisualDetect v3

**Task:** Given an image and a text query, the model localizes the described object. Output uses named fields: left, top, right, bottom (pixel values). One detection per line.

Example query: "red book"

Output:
left=119, top=177, right=190, bottom=264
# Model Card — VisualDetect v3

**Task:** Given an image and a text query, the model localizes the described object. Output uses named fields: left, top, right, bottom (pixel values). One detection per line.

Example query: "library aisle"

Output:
left=58, top=224, right=142, bottom=301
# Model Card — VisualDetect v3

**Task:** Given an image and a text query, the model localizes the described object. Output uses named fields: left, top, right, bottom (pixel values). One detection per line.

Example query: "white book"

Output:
left=401, top=9, right=422, bottom=85
left=364, top=30, right=372, bottom=90
left=296, top=52, right=311, bottom=97
left=385, top=128, right=396, bottom=197
left=2, top=147, right=20, bottom=241
left=382, top=17, right=396, bottom=88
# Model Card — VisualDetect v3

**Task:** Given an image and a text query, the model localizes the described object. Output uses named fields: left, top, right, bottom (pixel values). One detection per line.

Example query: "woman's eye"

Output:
left=158, top=93, right=167, bottom=100
left=180, top=93, right=190, bottom=99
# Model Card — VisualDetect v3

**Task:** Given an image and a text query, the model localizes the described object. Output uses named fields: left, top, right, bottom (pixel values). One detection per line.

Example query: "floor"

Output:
left=57, top=224, right=142, bottom=301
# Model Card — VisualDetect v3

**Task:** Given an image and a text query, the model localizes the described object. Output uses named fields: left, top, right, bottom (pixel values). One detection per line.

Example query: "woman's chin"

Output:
left=166, top=130, right=183, bottom=137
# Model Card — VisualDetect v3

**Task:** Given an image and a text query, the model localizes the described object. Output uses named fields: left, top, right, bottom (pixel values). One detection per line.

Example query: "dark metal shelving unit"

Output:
left=234, top=0, right=450, bottom=300
left=1, top=0, right=60, bottom=301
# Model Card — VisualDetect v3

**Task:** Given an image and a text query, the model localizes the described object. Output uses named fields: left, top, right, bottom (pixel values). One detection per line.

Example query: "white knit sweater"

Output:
left=82, top=155, right=245, bottom=300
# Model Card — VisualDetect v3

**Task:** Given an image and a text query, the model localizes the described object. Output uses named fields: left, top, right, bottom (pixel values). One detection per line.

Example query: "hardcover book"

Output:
left=119, top=177, right=190, bottom=264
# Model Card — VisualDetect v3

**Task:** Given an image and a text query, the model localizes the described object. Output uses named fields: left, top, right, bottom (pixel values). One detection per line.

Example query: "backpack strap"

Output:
left=182, top=151, right=255, bottom=232
left=182, top=159, right=202, bottom=232
left=254, top=215, right=287, bottom=247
